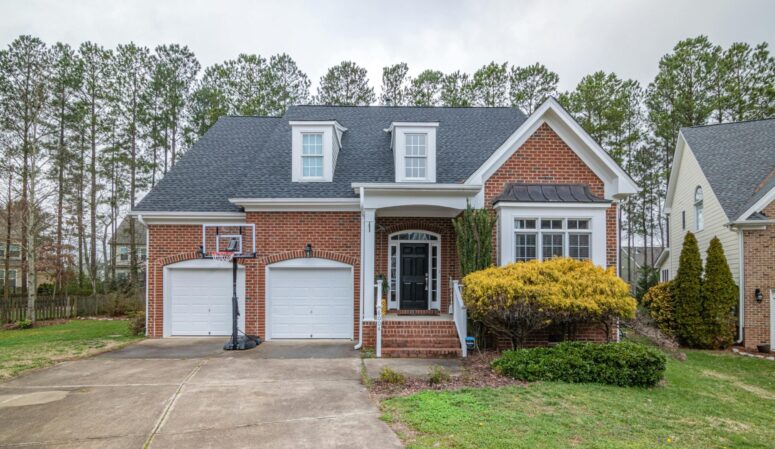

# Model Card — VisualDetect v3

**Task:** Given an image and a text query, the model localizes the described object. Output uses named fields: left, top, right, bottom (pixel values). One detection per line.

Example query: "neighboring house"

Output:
left=620, top=246, right=664, bottom=293
left=0, top=242, right=23, bottom=292
left=0, top=203, right=55, bottom=292
left=132, top=98, right=637, bottom=357
left=664, top=118, right=775, bottom=351
left=109, top=217, right=147, bottom=283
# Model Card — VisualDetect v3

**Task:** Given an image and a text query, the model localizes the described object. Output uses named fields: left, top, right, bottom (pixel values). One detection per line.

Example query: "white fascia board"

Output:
left=288, top=120, right=347, bottom=133
left=229, top=197, right=360, bottom=212
left=383, top=122, right=440, bottom=132
left=131, top=210, right=246, bottom=225
left=352, top=183, right=481, bottom=193
left=493, top=202, right=612, bottom=210
left=664, top=133, right=687, bottom=213
left=734, top=186, right=775, bottom=222
left=466, top=97, right=638, bottom=199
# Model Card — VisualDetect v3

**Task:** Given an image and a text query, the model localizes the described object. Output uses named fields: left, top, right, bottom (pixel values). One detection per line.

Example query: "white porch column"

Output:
left=362, top=208, right=376, bottom=321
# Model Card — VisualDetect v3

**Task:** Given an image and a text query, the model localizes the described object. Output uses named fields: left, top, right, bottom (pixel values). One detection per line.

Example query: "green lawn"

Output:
left=383, top=351, right=775, bottom=449
left=0, top=319, right=142, bottom=380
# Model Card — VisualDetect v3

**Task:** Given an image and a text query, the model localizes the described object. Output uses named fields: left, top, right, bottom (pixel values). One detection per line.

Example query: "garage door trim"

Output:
left=163, top=258, right=246, bottom=337
left=265, top=257, right=354, bottom=340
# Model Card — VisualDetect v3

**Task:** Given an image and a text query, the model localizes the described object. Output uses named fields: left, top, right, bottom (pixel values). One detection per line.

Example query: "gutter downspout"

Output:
left=736, top=229, right=745, bottom=344
left=354, top=187, right=365, bottom=350
left=137, top=214, right=149, bottom=337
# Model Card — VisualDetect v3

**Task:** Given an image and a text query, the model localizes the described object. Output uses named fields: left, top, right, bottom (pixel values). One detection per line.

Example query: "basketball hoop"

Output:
left=209, top=251, right=235, bottom=263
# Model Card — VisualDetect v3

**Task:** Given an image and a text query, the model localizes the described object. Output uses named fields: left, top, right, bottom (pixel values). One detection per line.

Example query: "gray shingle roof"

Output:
left=681, top=118, right=775, bottom=220
left=492, top=183, right=609, bottom=205
left=135, top=106, right=526, bottom=212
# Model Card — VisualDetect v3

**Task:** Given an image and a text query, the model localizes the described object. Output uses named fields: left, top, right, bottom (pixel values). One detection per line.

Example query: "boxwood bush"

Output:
left=492, top=341, right=666, bottom=387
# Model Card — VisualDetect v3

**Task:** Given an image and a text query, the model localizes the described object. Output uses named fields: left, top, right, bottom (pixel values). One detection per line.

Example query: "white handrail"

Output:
left=375, top=282, right=383, bottom=358
left=452, top=280, right=467, bottom=358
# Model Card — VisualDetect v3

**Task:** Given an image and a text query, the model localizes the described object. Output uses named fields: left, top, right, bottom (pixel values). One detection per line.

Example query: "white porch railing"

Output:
left=375, top=282, right=383, bottom=358
left=452, top=280, right=467, bottom=358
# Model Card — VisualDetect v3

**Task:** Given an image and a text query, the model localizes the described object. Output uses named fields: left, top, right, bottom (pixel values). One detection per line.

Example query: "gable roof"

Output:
left=110, top=216, right=147, bottom=245
left=680, top=118, right=775, bottom=221
left=135, top=106, right=526, bottom=212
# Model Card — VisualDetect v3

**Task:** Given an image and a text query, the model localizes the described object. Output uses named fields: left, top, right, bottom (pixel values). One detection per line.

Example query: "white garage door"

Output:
left=166, top=262, right=245, bottom=336
left=267, top=262, right=353, bottom=339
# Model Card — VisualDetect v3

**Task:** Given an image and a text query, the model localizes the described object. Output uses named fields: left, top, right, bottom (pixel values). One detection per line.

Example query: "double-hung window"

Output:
left=301, top=133, right=324, bottom=178
left=404, top=133, right=427, bottom=179
left=514, top=217, right=591, bottom=262
left=119, top=247, right=129, bottom=261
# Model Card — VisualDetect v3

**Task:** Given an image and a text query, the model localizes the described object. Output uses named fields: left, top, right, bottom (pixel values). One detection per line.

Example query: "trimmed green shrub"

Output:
left=700, top=237, right=738, bottom=349
left=15, top=319, right=33, bottom=329
left=492, top=341, right=666, bottom=387
left=642, top=282, right=676, bottom=337
left=378, top=367, right=406, bottom=385
left=635, top=265, right=660, bottom=301
left=673, top=232, right=704, bottom=347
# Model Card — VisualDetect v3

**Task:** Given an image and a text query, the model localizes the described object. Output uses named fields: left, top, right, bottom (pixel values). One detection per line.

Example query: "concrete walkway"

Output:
left=0, top=339, right=402, bottom=449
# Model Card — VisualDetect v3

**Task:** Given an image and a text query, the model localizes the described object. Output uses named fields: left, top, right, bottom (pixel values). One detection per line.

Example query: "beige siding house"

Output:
left=664, top=118, right=775, bottom=351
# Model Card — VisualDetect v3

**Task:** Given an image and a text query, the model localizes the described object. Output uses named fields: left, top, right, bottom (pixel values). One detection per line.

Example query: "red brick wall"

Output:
left=484, top=122, right=618, bottom=268
left=742, top=201, right=775, bottom=350
left=374, top=217, right=460, bottom=312
left=145, top=212, right=360, bottom=339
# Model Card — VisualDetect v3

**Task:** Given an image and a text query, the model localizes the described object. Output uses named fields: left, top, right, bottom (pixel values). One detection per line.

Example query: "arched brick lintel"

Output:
left=260, top=250, right=358, bottom=267
left=378, top=220, right=449, bottom=237
left=156, top=251, right=202, bottom=267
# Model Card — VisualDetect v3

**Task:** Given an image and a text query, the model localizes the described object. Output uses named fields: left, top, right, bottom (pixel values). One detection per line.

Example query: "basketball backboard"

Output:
left=201, top=224, right=256, bottom=258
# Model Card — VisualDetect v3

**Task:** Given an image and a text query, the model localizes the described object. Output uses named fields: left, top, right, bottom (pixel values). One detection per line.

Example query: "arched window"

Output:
left=694, top=186, right=704, bottom=231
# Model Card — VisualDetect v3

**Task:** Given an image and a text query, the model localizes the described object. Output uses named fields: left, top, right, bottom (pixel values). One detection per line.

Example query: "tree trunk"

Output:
left=55, top=89, right=66, bottom=294
left=90, top=97, right=98, bottom=299
left=2, top=172, right=11, bottom=322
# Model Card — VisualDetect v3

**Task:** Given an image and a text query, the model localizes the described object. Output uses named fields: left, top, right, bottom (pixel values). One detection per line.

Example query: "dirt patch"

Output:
left=369, top=352, right=525, bottom=399
left=702, top=370, right=775, bottom=401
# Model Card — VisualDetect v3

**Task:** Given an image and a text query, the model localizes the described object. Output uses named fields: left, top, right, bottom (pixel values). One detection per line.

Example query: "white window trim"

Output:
left=390, top=124, right=437, bottom=183
left=495, top=204, right=608, bottom=267
left=291, top=122, right=346, bottom=183
left=694, top=186, right=704, bottom=231
left=301, top=132, right=325, bottom=179
left=513, top=218, right=592, bottom=262
left=386, top=230, right=441, bottom=311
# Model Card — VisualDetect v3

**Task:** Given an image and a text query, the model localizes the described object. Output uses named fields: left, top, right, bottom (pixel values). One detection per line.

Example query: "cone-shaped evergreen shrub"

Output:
left=700, top=237, right=738, bottom=348
left=673, top=232, right=704, bottom=347
left=452, top=203, right=496, bottom=276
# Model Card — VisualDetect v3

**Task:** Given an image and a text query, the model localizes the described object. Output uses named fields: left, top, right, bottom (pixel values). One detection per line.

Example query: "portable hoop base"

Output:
left=201, top=248, right=261, bottom=351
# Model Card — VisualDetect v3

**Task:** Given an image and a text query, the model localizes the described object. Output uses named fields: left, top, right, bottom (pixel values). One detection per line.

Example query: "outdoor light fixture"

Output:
left=305, top=243, right=313, bottom=258
left=755, top=288, right=764, bottom=303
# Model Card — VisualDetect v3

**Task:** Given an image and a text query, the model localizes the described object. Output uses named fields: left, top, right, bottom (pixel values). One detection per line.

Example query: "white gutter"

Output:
left=736, top=230, right=745, bottom=344
left=229, top=197, right=360, bottom=212
left=129, top=210, right=246, bottom=224
left=354, top=186, right=365, bottom=350
left=352, top=183, right=481, bottom=193
left=137, top=214, right=149, bottom=337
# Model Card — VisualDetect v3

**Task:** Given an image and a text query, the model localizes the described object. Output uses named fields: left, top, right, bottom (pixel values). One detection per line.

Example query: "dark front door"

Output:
left=400, top=243, right=428, bottom=310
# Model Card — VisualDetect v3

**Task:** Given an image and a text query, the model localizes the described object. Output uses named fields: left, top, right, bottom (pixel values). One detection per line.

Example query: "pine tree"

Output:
left=700, top=237, right=738, bottom=348
left=471, top=62, right=509, bottom=107
left=440, top=71, right=473, bottom=107
left=673, top=232, right=704, bottom=347
left=315, top=61, right=375, bottom=106
left=408, top=69, right=443, bottom=106
left=380, top=63, right=409, bottom=106
left=509, top=63, right=559, bottom=114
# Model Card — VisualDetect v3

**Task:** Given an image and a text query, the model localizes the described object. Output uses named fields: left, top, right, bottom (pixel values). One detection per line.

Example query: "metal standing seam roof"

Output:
left=492, top=183, right=610, bottom=205
left=134, top=106, right=527, bottom=212
left=681, top=118, right=775, bottom=220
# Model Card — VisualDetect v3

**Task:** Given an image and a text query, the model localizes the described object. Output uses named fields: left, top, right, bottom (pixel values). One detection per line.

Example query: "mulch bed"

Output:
left=368, top=352, right=525, bottom=399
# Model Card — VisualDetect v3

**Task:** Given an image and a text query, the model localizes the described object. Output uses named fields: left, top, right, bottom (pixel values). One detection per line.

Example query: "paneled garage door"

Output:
left=267, top=262, right=353, bottom=339
left=166, top=263, right=245, bottom=336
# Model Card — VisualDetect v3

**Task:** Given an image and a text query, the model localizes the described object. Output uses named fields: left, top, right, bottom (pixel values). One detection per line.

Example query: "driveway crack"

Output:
left=142, top=359, right=206, bottom=449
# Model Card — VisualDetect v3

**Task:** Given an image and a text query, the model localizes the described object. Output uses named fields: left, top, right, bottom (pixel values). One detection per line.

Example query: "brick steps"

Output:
left=380, top=320, right=461, bottom=358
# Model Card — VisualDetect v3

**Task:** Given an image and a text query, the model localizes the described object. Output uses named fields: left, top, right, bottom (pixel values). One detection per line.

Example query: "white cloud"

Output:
left=1, top=0, right=773, bottom=94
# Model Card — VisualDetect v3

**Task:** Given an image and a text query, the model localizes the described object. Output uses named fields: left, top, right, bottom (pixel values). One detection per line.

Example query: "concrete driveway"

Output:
left=0, top=339, right=402, bottom=449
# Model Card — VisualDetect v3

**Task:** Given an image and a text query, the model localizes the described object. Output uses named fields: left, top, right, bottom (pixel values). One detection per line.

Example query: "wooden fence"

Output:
left=0, top=293, right=144, bottom=323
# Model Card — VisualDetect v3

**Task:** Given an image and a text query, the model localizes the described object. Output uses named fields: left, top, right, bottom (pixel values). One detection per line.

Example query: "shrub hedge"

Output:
left=492, top=341, right=666, bottom=387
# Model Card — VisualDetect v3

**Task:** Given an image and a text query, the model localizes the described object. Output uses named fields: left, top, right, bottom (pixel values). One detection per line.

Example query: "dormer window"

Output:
left=386, top=122, right=438, bottom=182
left=302, top=133, right=324, bottom=178
left=290, top=121, right=346, bottom=182
left=405, top=134, right=427, bottom=179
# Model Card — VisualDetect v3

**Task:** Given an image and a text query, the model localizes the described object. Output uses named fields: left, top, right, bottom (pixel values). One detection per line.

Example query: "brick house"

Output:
left=132, top=98, right=637, bottom=357
left=664, top=118, right=775, bottom=351
left=109, top=216, right=147, bottom=284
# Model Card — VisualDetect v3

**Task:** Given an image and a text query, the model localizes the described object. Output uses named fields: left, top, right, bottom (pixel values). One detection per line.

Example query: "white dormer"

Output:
left=290, top=121, right=347, bottom=182
left=386, top=122, right=438, bottom=183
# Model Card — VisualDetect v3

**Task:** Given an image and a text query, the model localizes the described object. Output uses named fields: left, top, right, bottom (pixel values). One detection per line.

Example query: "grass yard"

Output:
left=0, top=319, right=142, bottom=380
left=382, top=351, right=775, bottom=449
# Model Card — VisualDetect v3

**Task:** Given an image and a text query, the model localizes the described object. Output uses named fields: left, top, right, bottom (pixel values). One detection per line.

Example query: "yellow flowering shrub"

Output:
left=462, top=258, right=636, bottom=347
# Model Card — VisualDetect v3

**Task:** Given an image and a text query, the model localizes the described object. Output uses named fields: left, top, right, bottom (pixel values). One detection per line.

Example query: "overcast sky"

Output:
left=1, top=0, right=774, bottom=93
